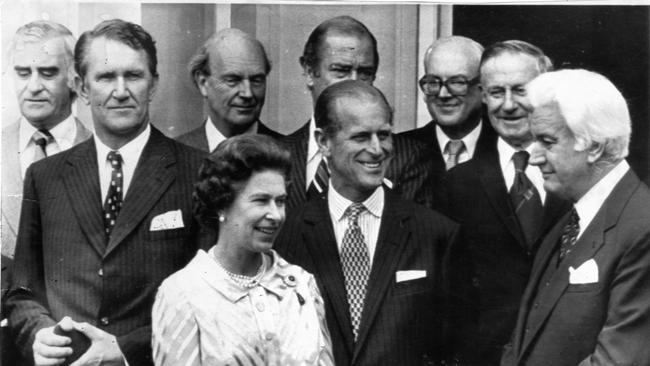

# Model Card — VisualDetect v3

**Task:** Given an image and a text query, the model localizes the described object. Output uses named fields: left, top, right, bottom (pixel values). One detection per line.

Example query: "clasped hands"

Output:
left=33, top=316, right=125, bottom=366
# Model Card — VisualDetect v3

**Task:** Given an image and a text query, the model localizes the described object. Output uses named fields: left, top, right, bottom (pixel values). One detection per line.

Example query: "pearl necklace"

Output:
left=214, top=253, right=267, bottom=288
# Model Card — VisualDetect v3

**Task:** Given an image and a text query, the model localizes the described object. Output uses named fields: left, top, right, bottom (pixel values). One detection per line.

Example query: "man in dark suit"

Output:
left=283, top=16, right=433, bottom=212
left=501, top=70, right=650, bottom=366
left=5, top=19, right=204, bottom=366
left=275, top=80, right=463, bottom=365
left=399, top=36, right=496, bottom=182
left=439, top=41, right=569, bottom=365
left=176, top=28, right=282, bottom=152
left=1, top=20, right=92, bottom=295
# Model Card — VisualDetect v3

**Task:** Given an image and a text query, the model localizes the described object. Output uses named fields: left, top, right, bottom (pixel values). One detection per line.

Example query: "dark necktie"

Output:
left=103, top=151, right=124, bottom=236
left=32, top=129, right=53, bottom=162
left=559, top=207, right=580, bottom=262
left=340, top=203, right=370, bottom=341
left=306, top=158, right=329, bottom=199
left=510, top=151, right=543, bottom=248
left=445, top=140, right=465, bottom=170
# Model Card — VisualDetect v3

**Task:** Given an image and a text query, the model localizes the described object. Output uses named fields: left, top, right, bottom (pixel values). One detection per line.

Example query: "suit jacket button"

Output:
left=533, top=302, right=539, bottom=309
left=472, top=277, right=480, bottom=287
left=100, top=317, right=109, bottom=326
left=525, top=327, right=530, bottom=333
left=98, top=268, right=103, bottom=277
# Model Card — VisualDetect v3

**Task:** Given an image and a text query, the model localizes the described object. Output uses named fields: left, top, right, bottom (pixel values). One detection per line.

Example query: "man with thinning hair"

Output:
left=399, top=36, right=496, bottom=186
left=438, top=40, right=569, bottom=365
left=282, top=16, right=433, bottom=213
left=2, top=20, right=92, bottom=294
left=5, top=19, right=203, bottom=366
left=275, top=79, right=465, bottom=365
left=177, top=28, right=282, bottom=153
left=502, top=69, right=650, bottom=366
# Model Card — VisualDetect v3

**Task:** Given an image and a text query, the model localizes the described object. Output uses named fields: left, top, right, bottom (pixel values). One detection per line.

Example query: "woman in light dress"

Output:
left=152, top=135, right=333, bottom=365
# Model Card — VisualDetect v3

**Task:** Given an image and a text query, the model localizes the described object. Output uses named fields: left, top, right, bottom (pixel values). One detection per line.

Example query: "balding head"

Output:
left=421, top=36, right=484, bottom=139
left=189, top=28, right=270, bottom=137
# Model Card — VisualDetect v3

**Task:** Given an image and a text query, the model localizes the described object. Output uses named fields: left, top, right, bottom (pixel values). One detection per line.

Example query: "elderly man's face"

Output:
left=77, top=37, right=157, bottom=145
left=198, top=40, right=267, bottom=134
left=307, top=33, right=377, bottom=102
left=423, top=45, right=482, bottom=130
left=318, top=97, right=393, bottom=202
left=481, top=52, right=540, bottom=147
left=12, top=37, right=73, bottom=130
left=529, top=102, right=591, bottom=202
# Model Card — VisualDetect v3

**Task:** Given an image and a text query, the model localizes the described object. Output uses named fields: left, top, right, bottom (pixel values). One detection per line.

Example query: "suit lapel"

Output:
left=105, top=128, right=176, bottom=255
left=286, top=122, right=309, bottom=209
left=73, top=117, right=93, bottom=145
left=63, top=139, right=106, bottom=255
left=301, top=199, right=355, bottom=354
left=477, top=152, right=528, bottom=246
left=353, top=193, right=411, bottom=362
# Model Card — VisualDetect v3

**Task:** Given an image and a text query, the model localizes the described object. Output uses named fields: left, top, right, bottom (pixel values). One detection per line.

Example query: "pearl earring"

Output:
left=218, top=215, right=226, bottom=223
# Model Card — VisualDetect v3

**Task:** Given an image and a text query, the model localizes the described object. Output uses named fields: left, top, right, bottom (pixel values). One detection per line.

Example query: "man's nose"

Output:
left=503, top=90, right=516, bottom=111
left=529, top=141, right=545, bottom=166
left=113, top=77, right=129, bottom=99
left=26, top=73, right=44, bottom=93
left=238, top=79, right=253, bottom=98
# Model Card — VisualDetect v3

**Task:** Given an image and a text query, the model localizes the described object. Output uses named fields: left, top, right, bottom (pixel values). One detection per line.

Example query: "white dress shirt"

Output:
left=574, top=160, right=629, bottom=240
left=327, top=185, right=384, bottom=265
left=18, top=114, right=77, bottom=178
left=435, top=120, right=483, bottom=165
left=94, top=124, right=150, bottom=204
left=497, top=137, right=547, bottom=204
left=305, top=116, right=322, bottom=190
left=205, top=116, right=258, bottom=152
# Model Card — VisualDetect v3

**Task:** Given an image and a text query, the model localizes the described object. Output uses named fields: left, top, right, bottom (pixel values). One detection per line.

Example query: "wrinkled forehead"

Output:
left=425, top=44, right=480, bottom=77
left=318, top=31, right=376, bottom=64
left=207, top=37, right=266, bottom=73
left=12, top=36, right=71, bottom=66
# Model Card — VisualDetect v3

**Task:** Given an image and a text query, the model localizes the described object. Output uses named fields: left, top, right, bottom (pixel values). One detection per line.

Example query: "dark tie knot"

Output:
left=32, top=129, right=53, bottom=148
left=346, top=203, right=366, bottom=224
left=107, top=151, right=123, bottom=168
left=512, top=150, right=530, bottom=173
left=568, top=207, right=580, bottom=229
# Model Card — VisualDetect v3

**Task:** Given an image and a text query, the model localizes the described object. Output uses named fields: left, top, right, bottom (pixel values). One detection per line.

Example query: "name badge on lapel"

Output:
left=150, top=209, right=184, bottom=231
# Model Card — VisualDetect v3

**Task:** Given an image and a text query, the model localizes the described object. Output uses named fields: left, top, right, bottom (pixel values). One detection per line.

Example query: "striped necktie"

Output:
left=306, top=158, right=329, bottom=199
left=445, top=139, right=465, bottom=170
left=510, top=151, right=543, bottom=248
left=32, top=129, right=53, bottom=162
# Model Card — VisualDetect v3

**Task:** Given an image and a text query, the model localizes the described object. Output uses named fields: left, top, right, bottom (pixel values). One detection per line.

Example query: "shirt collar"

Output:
left=435, top=119, right=483, bottom=157
left=497, top=136, right=535, bottom=170
left=94, top=123, right=151, bottom=167
left=202, top=248, right=303, bottom=303
left=205, top=116, right=258, bottom=152
left=328, top=184, right=384, bottom=222
left=307, top=116, right=319, bottom=163
left=19, top=114, right=77, bottom=151
left=574, top=160, right=630, bottom=234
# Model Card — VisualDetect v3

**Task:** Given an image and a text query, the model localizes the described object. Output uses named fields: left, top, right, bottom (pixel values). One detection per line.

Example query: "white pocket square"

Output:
left=396, top=270, right=427, bottom=283
left=569, top=258, right=598, bottom=284
left=149, top=209, right=184, bottom=231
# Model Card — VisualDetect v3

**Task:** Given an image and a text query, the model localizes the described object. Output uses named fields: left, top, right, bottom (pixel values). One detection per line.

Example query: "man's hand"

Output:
left=33, top=317, right=73, bottom=366
left=69, top=321, right=125, bottom=366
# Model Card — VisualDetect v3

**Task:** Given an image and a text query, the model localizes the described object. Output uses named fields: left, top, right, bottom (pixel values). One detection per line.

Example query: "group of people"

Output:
left=1, top=13, right=649, bottom=366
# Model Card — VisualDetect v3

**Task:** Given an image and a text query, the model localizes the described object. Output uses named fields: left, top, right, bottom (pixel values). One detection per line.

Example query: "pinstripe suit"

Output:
left=176, top=120, right=284, bottom=152
left=5, top=126, right=205, bottom=366
left=274, top=190, right=463, bottom=365
left=283, top=121, right=436, bottom=213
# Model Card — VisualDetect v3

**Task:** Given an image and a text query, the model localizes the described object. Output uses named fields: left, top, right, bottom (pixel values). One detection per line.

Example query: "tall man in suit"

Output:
left=1, top=21, right=92, bottom=292
left=275, top=80, right=462, bottom=365
left=399, top=36, right=496, bottom=179
left=502, top=69, right=650, bottom=366
left=5, top=19, right=204, bottom=366
left=439, top=40, right=569, bottom=365
left=283, top=16, right=433, bottom=212
left=176, top=28, right=282, bottom=152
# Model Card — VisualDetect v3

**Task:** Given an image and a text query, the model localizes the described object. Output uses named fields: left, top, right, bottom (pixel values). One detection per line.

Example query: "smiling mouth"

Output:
left=359, top=161, right=384, bottom=169
left=256, top=227, right=278, bottom=235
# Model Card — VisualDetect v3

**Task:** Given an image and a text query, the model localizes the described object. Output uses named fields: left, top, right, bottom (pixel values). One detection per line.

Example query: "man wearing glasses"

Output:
left=438, top=40, right=570, bottom=365
left=400, top=36, right=496, bottom=191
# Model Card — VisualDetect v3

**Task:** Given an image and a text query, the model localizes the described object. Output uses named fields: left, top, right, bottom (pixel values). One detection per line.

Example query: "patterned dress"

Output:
left=152, top=248, right=334, bottom=366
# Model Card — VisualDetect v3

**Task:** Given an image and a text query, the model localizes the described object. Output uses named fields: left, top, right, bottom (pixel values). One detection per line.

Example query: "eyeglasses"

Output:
left=418, top=75, right=480, bottom=96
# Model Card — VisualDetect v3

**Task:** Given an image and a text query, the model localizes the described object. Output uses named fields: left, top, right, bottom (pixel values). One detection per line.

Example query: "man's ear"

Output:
left=586, top=141, right=605, bottom=164
left=314, top=128, right=331, bottom=157
left=74, top=75, right=90, bottom=105
left=300, top=58, right=316, bottom=89
left=149, top=75, right=159, bottom=102
left=195, top=72, right=210, bottom=97
left=480, top=85, right=488, bottom=104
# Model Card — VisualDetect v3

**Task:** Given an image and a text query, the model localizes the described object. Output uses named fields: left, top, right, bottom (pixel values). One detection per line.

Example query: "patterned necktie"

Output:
left=32, top=129, right=53, bottom=162
left=510, top=151, right=544, bottom=248
left=103, top=151, right=124, bottom=236
left=559, top=207, right=580, bottom=261
left=445, top=140, right=465, bottom=170
left=306, top=158, right=330, bottom=199
left=340, top=203, right=370, bottom=341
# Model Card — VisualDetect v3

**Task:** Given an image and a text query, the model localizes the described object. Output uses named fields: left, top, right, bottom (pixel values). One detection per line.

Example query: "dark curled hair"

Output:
left=75, top=19, right=158, bottom=79
left=193, top=134, right=291, bottom=230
